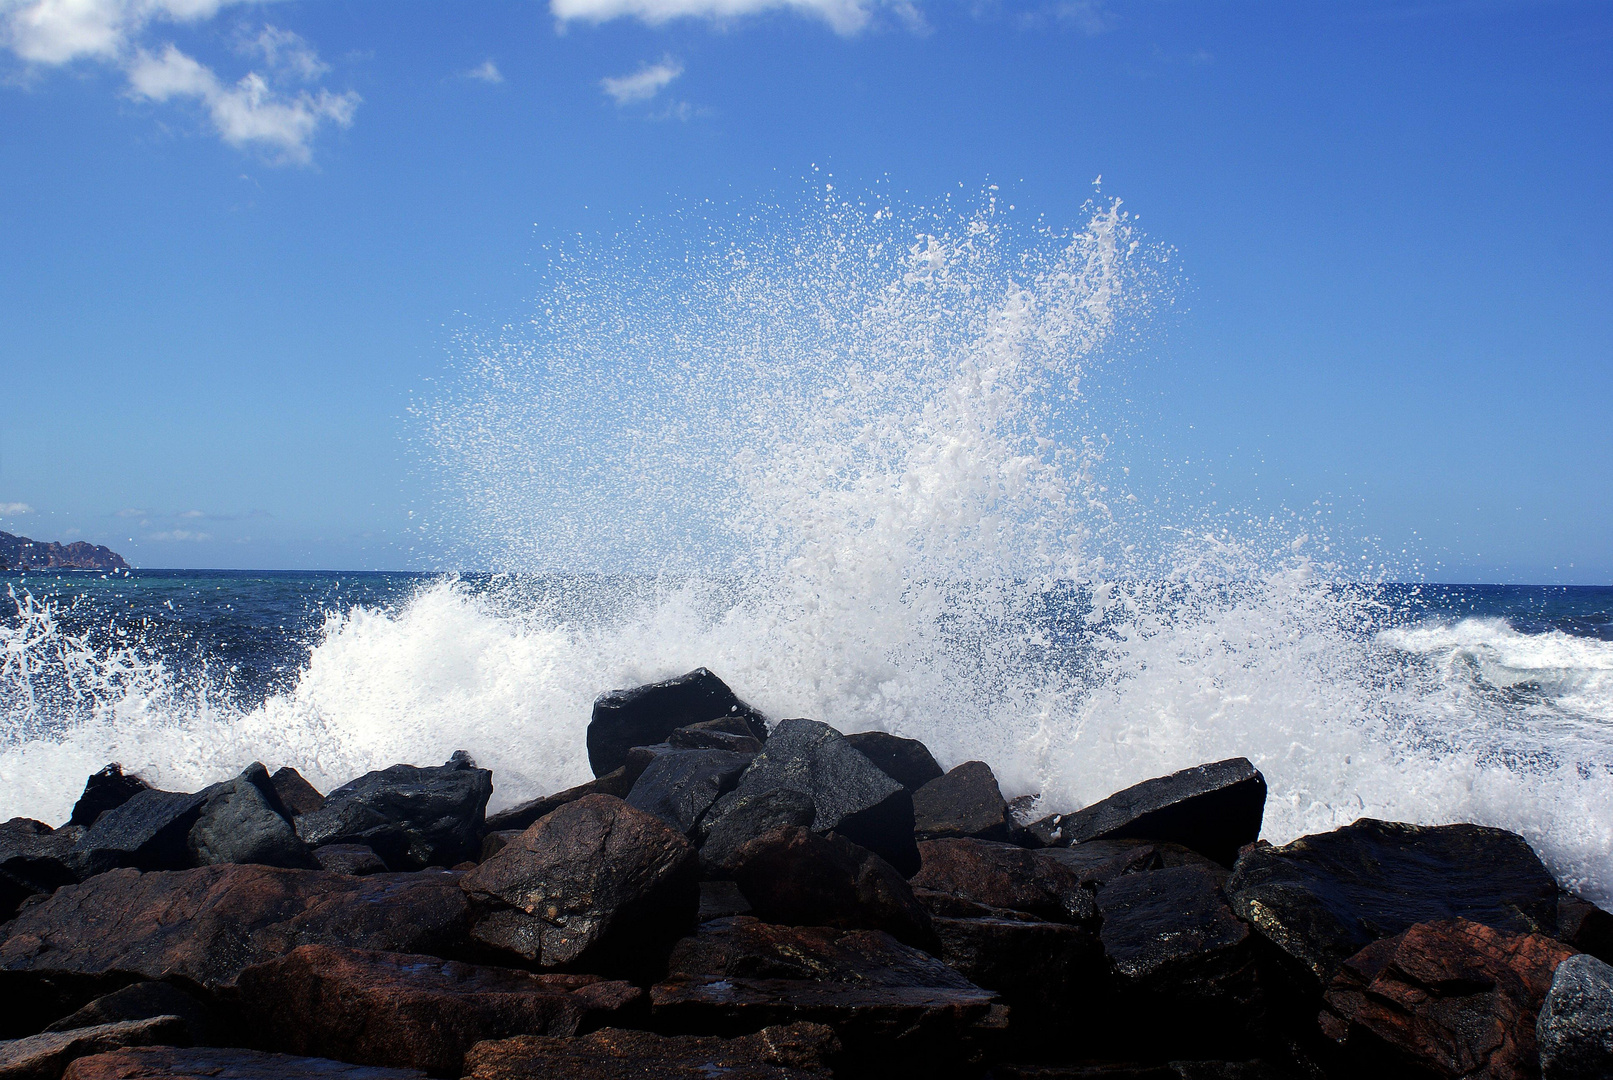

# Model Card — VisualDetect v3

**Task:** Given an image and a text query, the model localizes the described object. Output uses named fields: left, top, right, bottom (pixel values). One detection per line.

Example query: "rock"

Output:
left=462, top=1023, right=838, bottom=1080
left=483, top=768, right=634, bottom=834
left=651, top=916, right=1001, bottom=1067
left=0, top=821, right=81, bottom=919
left=699, top=880, right=753, bottom=922
left=66, top=769, right=149, bottom=831
left=269, top=769, right=325, bottom=818
left=294, top=754, right=493, bottom=870
left=67, top=791, right=207, bottom=878
left=698, top=789, right=817, bottom=878
left=624, top=749, right=752, bottom=836
left=42, top=983, right=209, bottom=1045
left=912, top=762, right=1009, bottom=841
left=622, top=745, right=676, bottom=786
left=1029, top=758, right=1267, bottom=867
left=729, top=827, right=938, bottom=953
left=1557, top=894, right=1613, bottom=965
left=460, top=794, right=698, bottom=973
left=1037, top=838, right=1181, bottom=888
left=1225, top=818, right=1562, bottom=988
left=987, top=1063, right=1292, bottom=1079
left=234, top=945, right=640, bottom=1076
left=187, top=765, right=313, bottom=869
left=310, top=845, right=387, bottom=876
left=0, top=864, right=471, bottom=991
left=910, top=838, right=1098, bottom=924
left=1538, top=953, right=1613, bottom=1080
left=667, top=726, right=765, bottom=755
left=843, top=733, right=943, bottom=792
left=0, top=1017, right=187, bottom=1080
left=588, top=669, right=767, bottom=777
left=62, top=1047, right=426, bottom=1080
left=718, top=718, right=919, bottom=876
left=1319, top=917, right=1574, bottom=1078
left=929, top=915, right=1104, bottom=1027
left=478, top=832, right=520, bottom=862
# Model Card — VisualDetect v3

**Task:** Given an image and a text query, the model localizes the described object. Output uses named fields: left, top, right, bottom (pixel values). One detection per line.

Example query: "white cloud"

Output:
left=555, top=0, right=882, bottom=36
left=147, top=528, right=212, bottom=541
left=600, top=56, right=681, bottom=105
left=0, top=0, right=256, bottom=65
left=0, top=501, right=32, bottom=515
left=240, top=23, right=326, bottom=81
left=465, top=58, right=502, bottom=83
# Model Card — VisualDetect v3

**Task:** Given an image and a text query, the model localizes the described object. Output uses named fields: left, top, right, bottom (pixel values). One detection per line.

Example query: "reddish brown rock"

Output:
left=62, top=1047, right=425, bottom=1080
left=462, top=1023, right=837, bottom=1080
left=269, top=769, right=325, bottom=818
left=235, top=945, right=639, bottom=1077
left=911, top=838, right=1097, bottom=924
left=1319, top=917, right=1576, bottom=1079
left=0, top=1016, right=187, bottom=1080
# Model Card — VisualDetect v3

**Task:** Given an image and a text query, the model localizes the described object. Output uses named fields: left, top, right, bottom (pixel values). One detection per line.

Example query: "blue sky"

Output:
left=1, top=0, right=1608, bottom=580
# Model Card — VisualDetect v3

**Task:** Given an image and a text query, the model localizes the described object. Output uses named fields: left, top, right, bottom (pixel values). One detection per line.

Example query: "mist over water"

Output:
left=4, top=188, right=1612, bottom=903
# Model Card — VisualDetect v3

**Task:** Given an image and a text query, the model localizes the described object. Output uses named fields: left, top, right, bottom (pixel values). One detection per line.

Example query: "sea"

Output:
left=2, top=191, right=1609, bottom=903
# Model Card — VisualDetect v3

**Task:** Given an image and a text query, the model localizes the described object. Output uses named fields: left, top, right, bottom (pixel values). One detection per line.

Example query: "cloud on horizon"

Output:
left=600, top=55, right=682, bottom=104
left=554, top=0, right=916, bottom=36
left=0, top=502, right=33, bottom=516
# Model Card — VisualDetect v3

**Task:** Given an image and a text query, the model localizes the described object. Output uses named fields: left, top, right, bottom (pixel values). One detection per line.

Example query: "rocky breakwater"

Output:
left=1, top=667, right=1612, bottom=1079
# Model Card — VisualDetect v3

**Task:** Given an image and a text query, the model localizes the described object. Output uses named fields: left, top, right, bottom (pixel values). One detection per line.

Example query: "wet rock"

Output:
left=719, top=718, right=919, bottom=876
left=699, top=880, right=753, bottom=922
left=1225, top=818, right=1562, bottom=988
left=987, top=1063, right=1292, bottom=1079
left=62, top=1047, right=426, bottom=1080
left=729, top=827, right=938, bottom=953
left=482, top=768, right=634, bottom=834
left=624, top=749, right=752, bottom=836
left=478, top=832, right=520, bottom=862
left=0, top=1017, right=187, bottom=1080
left=310, top=845, right=387, bottom=876
left=912, top=762, right=1009, bottom=842
left=235, top=945, right=641, bottom=1077
left=187, top=764, right=313, bottom=870
left=622, top=745, right=676, bottom=786
left=294, top=754, right=492, bottom=871
left=1557, top=894, right=1613, bottom=965
left=460, top=794, right=698, bottom=973
left=667, top=726, right=765, bottom=755
left=929, top=915, right=1104, bottom=1026
left=588, top=669, right=767, bottom=777
left=1319, top=917, right=1574, bottom=1079
left=0, top=864, right=471, bottom=990
left=698, top=789, right=817, bottom=878
left=1029, top=758, right=1267, bottom=867
left=66, top=768, right=149, bottom=831
left=269, top=768, right=325, bottom=818
left=0, top=821, right=81, bottom=919
left=462, top=1023, right=838, bottom=1080
left=843, top=732, right=943, bottom=792
left=1538, top=953, right=1613, bottom=1080
left=68, top=791, right=206, bottom=878
left=1037, top=838, right=1183, bottom=888
left=42, top=983, right=209, bottom=1045
left=910, top=838, right=1098, bottom=924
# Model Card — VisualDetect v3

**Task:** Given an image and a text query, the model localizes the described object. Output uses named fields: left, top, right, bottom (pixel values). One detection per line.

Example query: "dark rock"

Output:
left=0, top=864, right=471, bottom=990
left=1225, top=818, right=1561, bottom=989
left=462, top=1023, right=837, bottom=1080
left=0, top=1017, right=188, bottom=1080
left=43, top=983, right=209, bottom=1044
left=588, top=669, right=767, bottom=777
left=310, top=845, right=387, bottom=876
left=718, top=718, right=919, bottom=876
left=294, top=754, right=492, bottom=870
left=67, top=790, right=206, bottom=878
left=483, top=768, right=634, bottom=834
left=623, top=744, right=676, bottom=786
left=1030, top=758, right=1266, bottom=867
left=987, top=1063, right=1292, bottom=1079
left=460, top=794, right=697, bottom=974
left=62, top=1047, right=426, bottom=1080
left=912, top=762, right=1009, bottom=841
left=624, top=749, right=752, bottom=836
left=0, top=821, right=81, bottom=919
left=698, top=789, right=817, bottom=878
left=1557, top=894, right=1613, bottom=965
left=843, top=732, right=943, bottom=792
left=910, top=838, right=1098, bottom=924
left=1036, top=838, right=1180, bottom=888
left=667, top=726, right=765, bottom=755
left=269, top=769, right=325, bottom=818
left=478, top=832, right=520, bottom=862
left=699, top=880, right=753, bottom=922
left=1318, top=917, right=1574, bottom=1079
left=187, top=765, right=313, bottom=869
left=729, top=826, right=937, bottom=953
left=1538, top=953, right=1613, bottom=1080
left=66, top=769, right=149, bottom=831
left=684, top=715, right=768, bottom=739
left=234, top=945, right=640, bottom=1076
left=929, top=915, right=1104, bottom=1027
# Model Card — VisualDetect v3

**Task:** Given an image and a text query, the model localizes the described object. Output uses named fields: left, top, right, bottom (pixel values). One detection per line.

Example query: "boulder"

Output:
left=1036, top=838, right=1186, bottom=888
left=0, top=821, right=80, bottom=919
left=1225, top=819, right=1561, bottom=988
left=624, top=749, right=752, bottom=836
left=310, top=845, right=387, bottom=876
left=0, top=864, right=471, bottom=991
left=66, top=768, right=149, bottom=831
left=912, top=762, right=1009, bottom=841
left=42, top=983, right=210, bottom=1045
left=0, top=1017, right=187, bottom=1080
left=1318, top=918, right=1574, bottom=1078
left=987, top=1063, right=1291, bottom=1079
left=729, top=827, right=937, bottom=953
left=483, top=768, right=633, bottom=834
left=843, top=733, right=943, bottom=792
left=269, top=768, right=325, bottom=818
left=67, top=791, right=206, bottom=878
left=234, top=945, right=640, bottom=1076
left=459, top=795, right=697, bottom=974
left=697, top=789, right=816, bottom=878
left=62, top=1047, right=426, bottom=1080
left=1557, top=894, right=1613, bottom=965
left=699, top=880, right=753, bottom=922
left=717, top=718, right=919, bottom=876
left=478, top=832, right=521, bottom=862
left=294, top=754, right=492, bottom=871
left=910, top=838, right=1097, bottom=924
left=1029, top=758, right=1266, bottom=867
left=462, top=1023, right=837, bottom=1080
left=929, top=915, right=1104, bottom=1027
left=666, top=726, right=765, bottom=755
left=587, top=669, right=767, bottom=777
left=1538, top=953, right=1613, bottom=1080
left=187, top=764, right=313, bottom=870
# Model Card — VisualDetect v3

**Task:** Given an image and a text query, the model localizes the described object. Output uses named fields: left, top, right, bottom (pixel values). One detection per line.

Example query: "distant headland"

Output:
left=0, top=530, right=129, bottom=571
